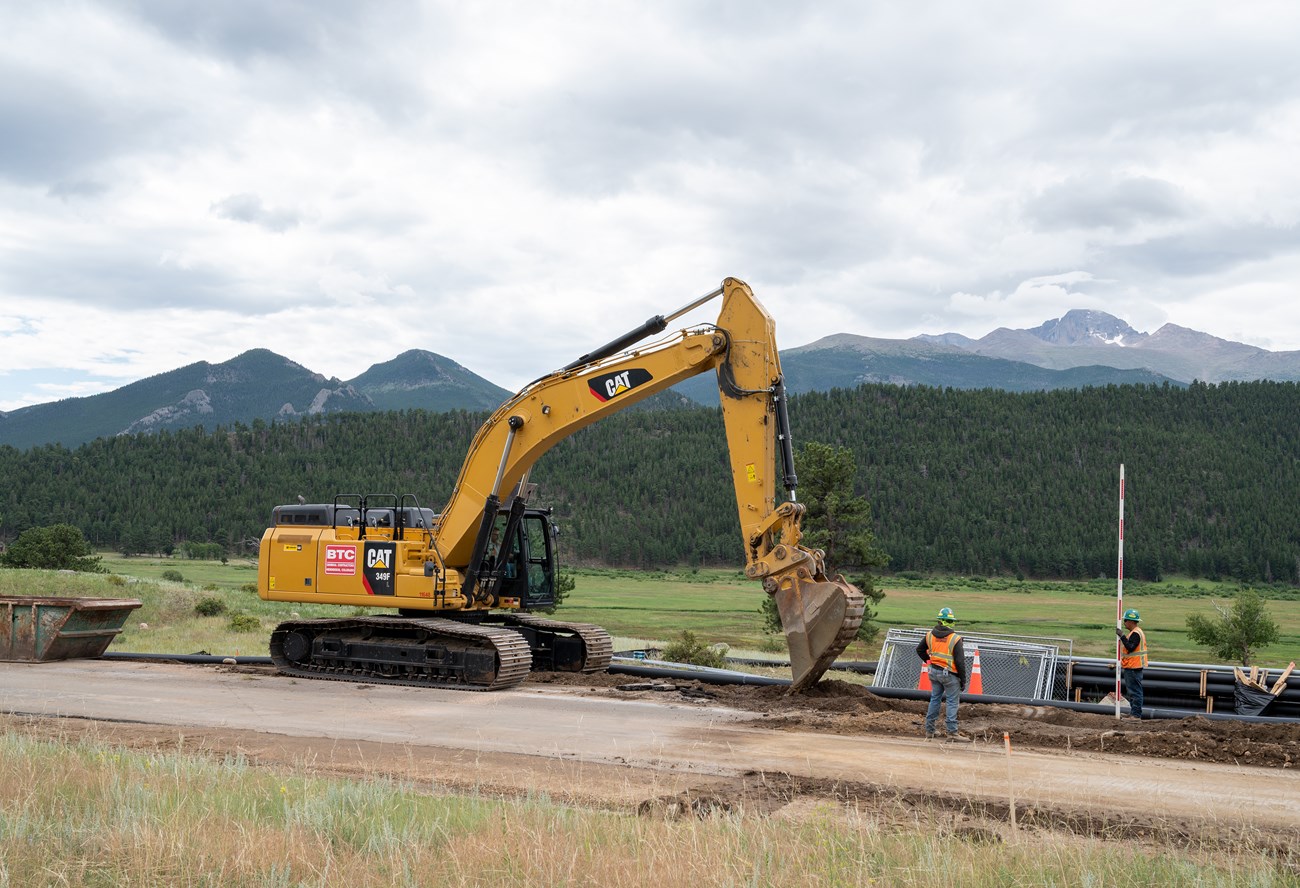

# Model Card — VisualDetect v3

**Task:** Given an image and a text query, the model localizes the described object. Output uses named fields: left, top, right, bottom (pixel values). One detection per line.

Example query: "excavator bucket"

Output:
left=773, top=575, right=866, bottom=692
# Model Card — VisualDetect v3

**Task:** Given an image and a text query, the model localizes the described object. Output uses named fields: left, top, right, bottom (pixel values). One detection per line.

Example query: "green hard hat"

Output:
left=1123, top=608, right=1141, bottom=622
left=938, top=607, right=956, bottom=624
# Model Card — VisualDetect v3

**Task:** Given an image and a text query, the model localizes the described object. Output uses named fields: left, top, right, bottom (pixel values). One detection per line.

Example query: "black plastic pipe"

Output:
left=721, top=656, right=878, bottom=675
left=609, top=661, right=790, bottom=687
left=101, top=652, right=274, bottom=665
left=864, top=685, right=1300, bottom=724
left=99, top=651, right=1299, bottom=722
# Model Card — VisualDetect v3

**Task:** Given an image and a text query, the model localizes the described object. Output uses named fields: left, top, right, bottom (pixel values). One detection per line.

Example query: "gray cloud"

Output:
left=0, top=62, right=166, bottom=184
left=47, top=180, right=111, bottom=201
left=211, top=194, right=302, bottom=233
left=106, top=0, right=388, bottom=62
left=1028, top=176, right=1189, bottom=231
left=1103, top=224, right=1300, bottom=278
left=0, top=243, right=260, bottom=313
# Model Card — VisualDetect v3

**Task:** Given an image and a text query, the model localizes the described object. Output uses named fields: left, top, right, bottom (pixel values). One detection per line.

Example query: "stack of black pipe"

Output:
left=1060, top=656, right=1300, bottom=718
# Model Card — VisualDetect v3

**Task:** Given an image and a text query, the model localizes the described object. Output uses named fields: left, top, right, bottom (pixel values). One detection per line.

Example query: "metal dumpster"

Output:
left=0, top=596, right=143, bottom=662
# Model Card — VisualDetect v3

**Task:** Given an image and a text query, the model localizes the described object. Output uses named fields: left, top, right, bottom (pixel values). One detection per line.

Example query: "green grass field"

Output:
left=3, top=556, right=1298, bottom=667
left=557, top=568, right=1300, bottom=666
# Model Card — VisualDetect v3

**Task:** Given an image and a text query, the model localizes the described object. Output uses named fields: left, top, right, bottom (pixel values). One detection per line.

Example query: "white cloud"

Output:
left=3, top=1, right=1300, bottom=406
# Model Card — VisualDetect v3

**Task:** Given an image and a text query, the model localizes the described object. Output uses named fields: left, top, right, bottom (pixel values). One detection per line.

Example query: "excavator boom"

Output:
left=258, top=278, right=864, bottom=690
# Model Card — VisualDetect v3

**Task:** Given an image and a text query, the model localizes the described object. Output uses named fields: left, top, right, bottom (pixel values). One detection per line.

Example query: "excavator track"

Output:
left=503, top=614, right=613, bottom=673
left=269, top=616, right=533, bottom=691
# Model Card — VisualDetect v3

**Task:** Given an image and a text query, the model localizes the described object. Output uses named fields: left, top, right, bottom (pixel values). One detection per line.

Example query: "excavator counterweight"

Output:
left=258, top=278, right=865, bottom=691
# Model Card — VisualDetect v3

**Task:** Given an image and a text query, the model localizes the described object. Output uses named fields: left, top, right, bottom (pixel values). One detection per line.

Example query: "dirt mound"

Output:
left=536, top=672, right=1300, bottom=770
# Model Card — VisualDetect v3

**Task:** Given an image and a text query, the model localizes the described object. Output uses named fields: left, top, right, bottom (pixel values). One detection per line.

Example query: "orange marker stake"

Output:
left=1004, top=731, right=1017, bottom=839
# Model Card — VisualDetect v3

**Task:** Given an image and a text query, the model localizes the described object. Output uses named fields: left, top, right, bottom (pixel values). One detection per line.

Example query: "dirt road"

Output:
left=3, top=660, right=1298, bottom=852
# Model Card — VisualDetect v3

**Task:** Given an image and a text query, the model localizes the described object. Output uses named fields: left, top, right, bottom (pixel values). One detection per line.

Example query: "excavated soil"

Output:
left=529, top=671, right=1300, bottom=769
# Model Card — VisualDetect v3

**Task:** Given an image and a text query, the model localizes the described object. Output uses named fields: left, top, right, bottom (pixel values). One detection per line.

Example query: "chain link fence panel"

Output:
left=876, top=628, right=1071, bottom=701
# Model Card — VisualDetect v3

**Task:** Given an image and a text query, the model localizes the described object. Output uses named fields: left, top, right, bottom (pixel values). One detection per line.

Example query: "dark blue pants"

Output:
left=925, top=668, right=961, bottom=733
left=1122, top=667, right=1144, bottom=718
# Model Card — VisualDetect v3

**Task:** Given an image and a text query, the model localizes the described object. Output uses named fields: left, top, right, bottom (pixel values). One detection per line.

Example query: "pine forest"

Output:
left=1, top=380, right=1298, bottom=584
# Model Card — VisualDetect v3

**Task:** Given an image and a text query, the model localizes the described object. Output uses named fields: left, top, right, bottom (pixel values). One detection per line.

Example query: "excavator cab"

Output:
left=478, top=509, right=559, bottom=611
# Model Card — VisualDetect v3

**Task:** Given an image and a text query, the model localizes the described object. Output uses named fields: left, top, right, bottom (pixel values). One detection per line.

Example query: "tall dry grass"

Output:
left=0, top=730, right=1292, bottom=888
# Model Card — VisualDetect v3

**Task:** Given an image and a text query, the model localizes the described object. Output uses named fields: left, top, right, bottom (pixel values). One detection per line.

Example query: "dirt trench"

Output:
left=529, top=671, right=1300, bottom=769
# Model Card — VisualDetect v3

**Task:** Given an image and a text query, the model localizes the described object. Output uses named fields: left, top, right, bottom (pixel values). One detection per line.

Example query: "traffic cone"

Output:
left=968, top=645, right=984, bottom=695
left=918, top=661, right=932, bottom=691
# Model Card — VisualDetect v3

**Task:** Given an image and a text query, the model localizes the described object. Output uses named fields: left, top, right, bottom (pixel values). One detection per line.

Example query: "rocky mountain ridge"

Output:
left=3, top=309, right=1298, bottom=450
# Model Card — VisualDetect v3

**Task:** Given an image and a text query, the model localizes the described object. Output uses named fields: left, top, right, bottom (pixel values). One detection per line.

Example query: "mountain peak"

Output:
left=1025, top=309, right=1145, bottom=347
left=347, top=350, right=509, bottom=412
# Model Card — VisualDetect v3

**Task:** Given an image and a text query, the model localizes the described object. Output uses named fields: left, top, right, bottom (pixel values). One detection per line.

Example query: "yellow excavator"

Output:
left=257, top=278, right=864, bottom=692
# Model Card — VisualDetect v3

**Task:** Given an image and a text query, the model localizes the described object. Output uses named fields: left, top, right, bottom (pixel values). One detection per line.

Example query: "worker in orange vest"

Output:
left=916, top=607, right=971, bottom=741
left=1117, top=608, right=1147, bottom=718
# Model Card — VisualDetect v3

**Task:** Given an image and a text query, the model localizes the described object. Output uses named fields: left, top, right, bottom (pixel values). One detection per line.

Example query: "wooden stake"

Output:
left=1004, top=732, right=1017, bottom=840
left=1269, top=662, right=1295, bottom=695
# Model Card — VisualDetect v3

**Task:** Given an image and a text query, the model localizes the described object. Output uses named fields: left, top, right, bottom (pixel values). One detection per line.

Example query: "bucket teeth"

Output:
left=773, top=576, right=865, bottom=692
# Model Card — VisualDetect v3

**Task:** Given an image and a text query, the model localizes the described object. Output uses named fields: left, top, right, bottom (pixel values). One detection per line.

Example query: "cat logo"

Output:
left=589, top=368, right=653, bottom=402
left=362, top=541, right=397, bottom=596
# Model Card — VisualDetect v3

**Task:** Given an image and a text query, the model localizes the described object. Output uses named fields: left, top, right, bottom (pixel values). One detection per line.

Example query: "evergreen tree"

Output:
left=760, top=442, right=889, bottom=643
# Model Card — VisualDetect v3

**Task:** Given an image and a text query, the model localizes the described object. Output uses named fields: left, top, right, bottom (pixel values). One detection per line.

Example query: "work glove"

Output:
left=1115, top=627, right=1125, bottom=638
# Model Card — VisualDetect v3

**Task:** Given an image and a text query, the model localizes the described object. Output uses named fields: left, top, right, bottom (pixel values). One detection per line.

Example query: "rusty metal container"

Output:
left=0, top=596, right=143, bottom=662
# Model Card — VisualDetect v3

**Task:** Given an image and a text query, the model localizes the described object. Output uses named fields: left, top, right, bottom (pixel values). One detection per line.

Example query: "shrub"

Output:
left=106, top=574, right=127, bottom=587
left=161, top=569, right=184, bottom=583
left=1186, top=588, right=1281, bottom=665
left=194, top=596, right=228, bottom=617
left=241, top=583, right=258, bottom=595
left=0, top=524, right=105, bottom=573
left=661, top=631, right=727, bottom=669
left=227, top=613, right=261, bottom=633
left=202, top=583, right=219, bottom=591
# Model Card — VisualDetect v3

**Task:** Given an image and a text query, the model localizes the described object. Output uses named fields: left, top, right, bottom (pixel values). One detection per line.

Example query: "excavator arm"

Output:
left=433, top=277, right=864, bottom=690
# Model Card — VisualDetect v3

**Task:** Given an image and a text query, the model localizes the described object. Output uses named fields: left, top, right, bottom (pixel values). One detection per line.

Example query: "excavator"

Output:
left=257, top=277, right=864, bottom=692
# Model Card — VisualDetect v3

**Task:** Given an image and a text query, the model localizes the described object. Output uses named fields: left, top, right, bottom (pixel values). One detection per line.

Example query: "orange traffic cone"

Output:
left=968, top=645, right=984, bottom=695
left=918, top=661, right=932, bottom=691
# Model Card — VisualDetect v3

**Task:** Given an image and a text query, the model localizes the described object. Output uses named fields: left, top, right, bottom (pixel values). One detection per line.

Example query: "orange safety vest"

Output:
left=1120, top=627, right=1148, bottom=669
left=926, top=631, right=961, bottom=673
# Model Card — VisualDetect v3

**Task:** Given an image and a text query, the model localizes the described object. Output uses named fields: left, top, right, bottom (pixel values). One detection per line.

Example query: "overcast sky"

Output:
left=3, top=1, right=1300, bottom=412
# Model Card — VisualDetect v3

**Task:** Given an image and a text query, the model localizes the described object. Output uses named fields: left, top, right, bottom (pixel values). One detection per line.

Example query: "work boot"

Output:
left=947, top=731, right=973, bottom=742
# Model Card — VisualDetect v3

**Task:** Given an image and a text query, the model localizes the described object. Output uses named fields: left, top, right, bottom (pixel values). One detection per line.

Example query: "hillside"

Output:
left=931, top=309, right=1300, bottom=383
left=0, top=349, right=507, bottom=449
left=6, top=307, right=1300, bottom=450
left=2, top=380, right=1298, bottom=585
left=673, top=334, right=1178, bottom=404
left=348, top=350, right=509, bottom=412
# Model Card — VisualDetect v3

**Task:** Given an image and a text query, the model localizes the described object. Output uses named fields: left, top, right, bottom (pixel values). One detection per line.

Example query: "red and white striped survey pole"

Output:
left=1115, top=464, right=1125, bottom=718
